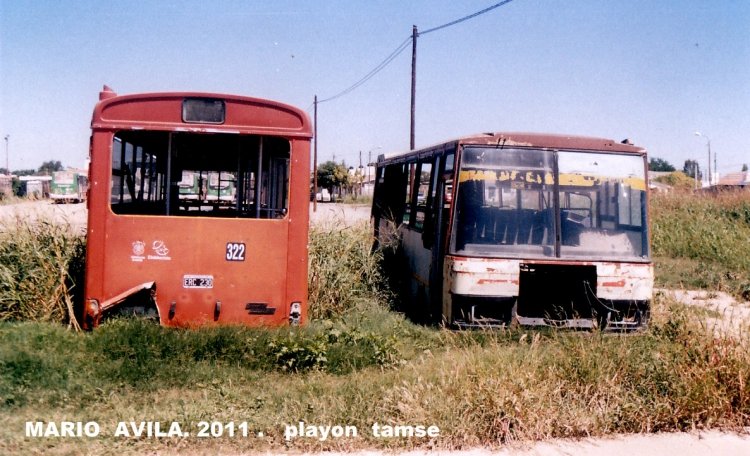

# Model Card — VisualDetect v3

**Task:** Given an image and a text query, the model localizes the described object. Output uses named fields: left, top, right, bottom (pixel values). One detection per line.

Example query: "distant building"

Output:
left=715, top=171, right=750, bottom=190
left=18, top=175, right=52, bottom=198
left=0, top=174, right=13, bottom=198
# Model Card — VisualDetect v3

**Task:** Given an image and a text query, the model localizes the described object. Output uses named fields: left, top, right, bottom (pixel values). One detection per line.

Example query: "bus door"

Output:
left=400, top=157, right=446, bottom=321
left=424, top=152, right=454, bottom=322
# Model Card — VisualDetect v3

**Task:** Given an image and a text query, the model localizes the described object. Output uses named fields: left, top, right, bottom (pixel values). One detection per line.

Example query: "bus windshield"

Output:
left=451, top=147, right=648, bottom=261
left=53, top=171, right=75, bottom=185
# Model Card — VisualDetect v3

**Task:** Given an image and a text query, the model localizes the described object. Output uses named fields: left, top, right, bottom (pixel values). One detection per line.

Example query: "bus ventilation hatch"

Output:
left=517, top=264, right=597, bottom=322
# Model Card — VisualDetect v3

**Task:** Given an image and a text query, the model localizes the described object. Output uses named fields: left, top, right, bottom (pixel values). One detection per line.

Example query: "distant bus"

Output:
left=50, top=170, right=88, bottom=203
left=371, top=133, right=653, bottom=331
left=205, top=171, right=236, bottom=204
left=83, top=87, right=312, bottom=329
left=177, top=170, right=203, bottom=202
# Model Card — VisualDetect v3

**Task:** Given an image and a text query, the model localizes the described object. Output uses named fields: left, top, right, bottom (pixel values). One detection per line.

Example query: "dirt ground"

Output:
left=0, top=200, right=369, bottom=231
left=2, top=200, right=749, bottom=454
left=335, top=431, right=750, bottom=455
left=0, top=199, right=88, bottom=232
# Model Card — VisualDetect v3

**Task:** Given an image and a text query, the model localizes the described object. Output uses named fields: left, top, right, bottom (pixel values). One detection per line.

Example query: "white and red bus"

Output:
left=372, top=133, right=652, bottom=330
left=83, top=87, right=312, bottom=328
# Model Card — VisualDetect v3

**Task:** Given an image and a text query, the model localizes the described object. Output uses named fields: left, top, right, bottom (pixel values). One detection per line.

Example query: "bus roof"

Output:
left=91, top=87, right=312, bottom=138
left=377, top=132, right=646, bottom=165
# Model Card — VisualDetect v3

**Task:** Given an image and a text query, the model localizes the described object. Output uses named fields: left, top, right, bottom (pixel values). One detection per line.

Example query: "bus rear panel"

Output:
left=83, top=88, right=311, bottom=329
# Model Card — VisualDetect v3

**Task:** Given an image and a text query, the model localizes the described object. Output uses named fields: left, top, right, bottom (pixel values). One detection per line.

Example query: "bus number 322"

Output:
left=226, top=242, right=246, bottom=261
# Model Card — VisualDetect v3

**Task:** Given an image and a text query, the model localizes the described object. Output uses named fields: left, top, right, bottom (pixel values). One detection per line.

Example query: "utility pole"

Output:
left=410, top=25, right=418, bottom=150
left=695, top=131, right=711, bottom=187
left=3, top=135, right=8, bottom=175
left=708, top=141, right=712, bottom=186
left=313, top=95, right=318, bottom=212
left=693, top=160, right=698, bottom=190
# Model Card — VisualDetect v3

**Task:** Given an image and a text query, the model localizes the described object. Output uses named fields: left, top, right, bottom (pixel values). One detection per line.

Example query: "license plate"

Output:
left=183, top=275, right=214, bottom=289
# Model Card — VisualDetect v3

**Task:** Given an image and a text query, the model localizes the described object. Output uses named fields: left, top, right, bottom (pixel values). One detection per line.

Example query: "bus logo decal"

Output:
left=152, top=240, right=170, bottom=256
left=130, top=241, right=146, bottom=262
left=147, top=240, right=172, bottom=261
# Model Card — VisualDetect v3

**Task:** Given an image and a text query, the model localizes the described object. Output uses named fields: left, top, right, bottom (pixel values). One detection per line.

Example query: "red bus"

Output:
left=372, top=133, right=653, bottom=330
left=83, top=87, right=312, bottom=328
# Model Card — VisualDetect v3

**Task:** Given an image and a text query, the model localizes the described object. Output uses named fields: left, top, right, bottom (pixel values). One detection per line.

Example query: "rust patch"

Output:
left=477, top=278, right=512, bottom=285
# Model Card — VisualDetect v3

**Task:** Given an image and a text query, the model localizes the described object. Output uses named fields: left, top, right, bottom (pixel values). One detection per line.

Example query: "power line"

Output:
left=317, top=0, right=516, bottom=104
left=318, top=36, right=412, bottom=104
left=420, top=0, right=515, bottom=36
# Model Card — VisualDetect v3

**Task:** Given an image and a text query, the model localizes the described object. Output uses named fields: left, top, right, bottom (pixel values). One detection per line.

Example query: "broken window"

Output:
left=110, top=131, right=290, bottom=218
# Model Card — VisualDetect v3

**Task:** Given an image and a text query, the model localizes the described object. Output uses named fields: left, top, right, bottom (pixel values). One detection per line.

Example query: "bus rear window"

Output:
left=182, top=98, right=225, bottom=124
left=111, top=131, right=290, bottom=218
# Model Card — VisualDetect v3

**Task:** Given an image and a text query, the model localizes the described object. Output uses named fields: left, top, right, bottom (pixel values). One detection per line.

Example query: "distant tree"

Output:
left=682, top=159, right=702, bottom=180
left=14, top=168, right=37, bottom=176
left=648, top=157, right=676, bottom=172
left=743, top=164, right=748, bottom=172
left=37, top=160, right=63, bottom=175
left=316, top=161, right=349, bottom=193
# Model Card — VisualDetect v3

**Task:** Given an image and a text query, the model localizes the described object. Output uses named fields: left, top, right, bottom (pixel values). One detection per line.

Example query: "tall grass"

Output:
left=3, top=198, right=750, bottom=453
left=651, top=191, right=750, bottom=297
left=308, top=222, right=387, bottom=319
left=7, top=192, right=749, bottom=325
left=0, top=217, right=84, bottom=328
left=1, top=296, right=749, bottom=454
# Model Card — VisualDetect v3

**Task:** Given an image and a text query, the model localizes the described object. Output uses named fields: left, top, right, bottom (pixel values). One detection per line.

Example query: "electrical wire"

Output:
left=317, top=0, right=516, bottom=104
left=318, top=36, right=412, bottom=104
left=420, top=0, right=515, bottom=36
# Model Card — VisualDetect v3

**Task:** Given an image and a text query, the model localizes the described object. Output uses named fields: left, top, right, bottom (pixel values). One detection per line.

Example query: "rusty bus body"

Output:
left=371, top=133, right=652, bottom=330
left=83, top=87, right=312, bottom=328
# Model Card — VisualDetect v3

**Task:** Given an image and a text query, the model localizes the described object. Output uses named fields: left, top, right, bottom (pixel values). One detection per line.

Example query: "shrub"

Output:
left=651, top=192, right=750, bottom=295
left=308, top=222, right=387, bottom=319
left=0, top=217, right=84, bottom=328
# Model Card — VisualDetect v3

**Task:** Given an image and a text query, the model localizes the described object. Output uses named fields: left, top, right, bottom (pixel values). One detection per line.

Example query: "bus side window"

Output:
left=403, top=163, right=416, bottom=225
left=444, top=152, right=455, bottom=204
left=373, top=164, right=408, bottom=224
left=413, top=160, right=434, bottom=231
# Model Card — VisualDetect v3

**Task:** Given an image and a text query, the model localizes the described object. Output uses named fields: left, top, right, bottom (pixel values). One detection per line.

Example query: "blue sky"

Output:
left=1, top=0, right=748, bottom=177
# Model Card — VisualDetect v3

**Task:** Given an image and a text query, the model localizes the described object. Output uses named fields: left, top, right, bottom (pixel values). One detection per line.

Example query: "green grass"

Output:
left=3, top=193, right=750, bottom=453
left=1, top=295, right=749, bottom=454
left=308, top=224, right=388, bottom=320
left=651, top=192, right=750, bottom=298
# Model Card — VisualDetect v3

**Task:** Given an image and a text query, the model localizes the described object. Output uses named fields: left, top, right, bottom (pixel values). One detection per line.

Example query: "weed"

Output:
left=0, top=217, right=84, bottom=328
left=651, top=192, right=750, bottom=297
left=308, top=222, right=388, bottom=319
